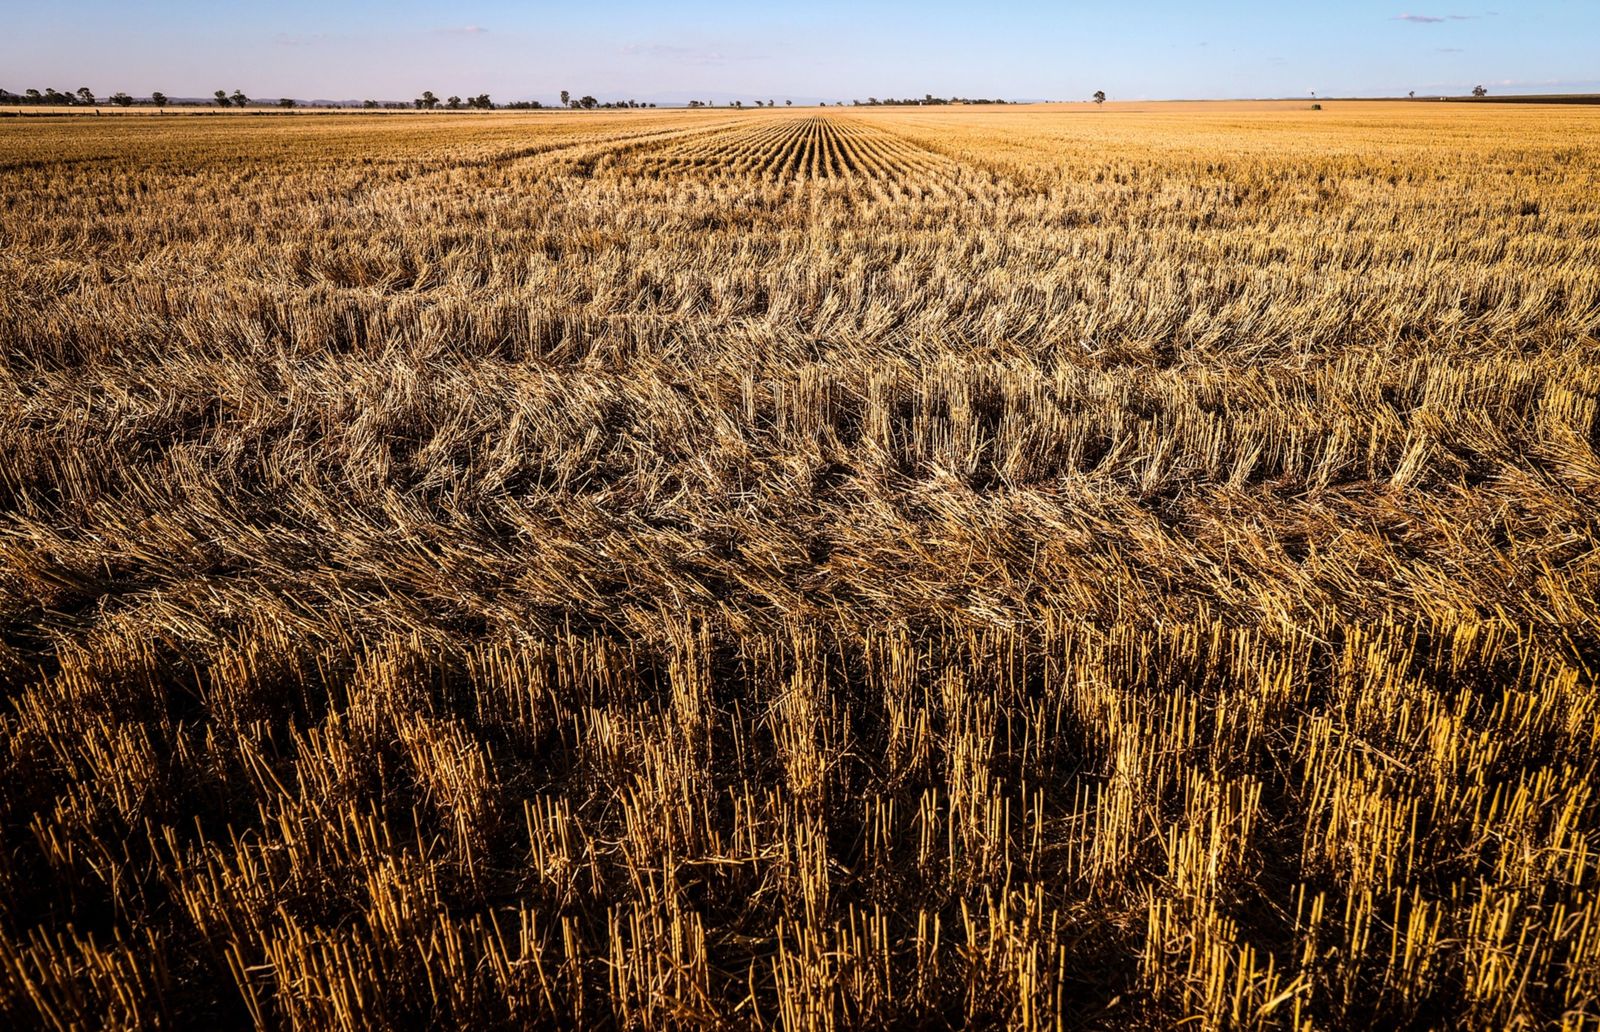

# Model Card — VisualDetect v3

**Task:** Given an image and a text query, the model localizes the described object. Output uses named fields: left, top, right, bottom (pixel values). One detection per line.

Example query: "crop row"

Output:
left=633, top=115, right=969, bottom=193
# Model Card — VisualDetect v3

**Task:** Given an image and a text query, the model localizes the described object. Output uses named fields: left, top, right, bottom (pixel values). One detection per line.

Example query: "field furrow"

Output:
left=616, top=113, right=965, bottom=189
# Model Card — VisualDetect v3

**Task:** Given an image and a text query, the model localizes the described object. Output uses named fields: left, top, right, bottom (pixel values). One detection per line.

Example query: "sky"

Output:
left=3, top=0, right=1597, bottom=104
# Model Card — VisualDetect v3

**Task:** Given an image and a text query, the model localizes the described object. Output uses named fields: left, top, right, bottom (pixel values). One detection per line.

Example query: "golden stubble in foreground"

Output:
left=1, top=102, right=1598, bottom=1030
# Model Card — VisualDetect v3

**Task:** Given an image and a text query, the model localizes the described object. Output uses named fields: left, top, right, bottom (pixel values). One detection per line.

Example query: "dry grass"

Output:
left=1, top=102, right=1598, bottom=1029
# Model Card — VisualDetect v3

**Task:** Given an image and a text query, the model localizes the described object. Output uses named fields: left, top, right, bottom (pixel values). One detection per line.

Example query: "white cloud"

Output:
left=1393, top=12, right=1480, bottom=23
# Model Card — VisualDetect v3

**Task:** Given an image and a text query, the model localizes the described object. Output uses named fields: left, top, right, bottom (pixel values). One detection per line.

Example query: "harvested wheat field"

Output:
left=1, top=101, right=1599, bottom=1029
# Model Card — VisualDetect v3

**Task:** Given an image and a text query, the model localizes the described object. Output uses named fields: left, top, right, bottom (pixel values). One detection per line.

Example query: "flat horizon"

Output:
left=5, top=0, right=1598, bottom=105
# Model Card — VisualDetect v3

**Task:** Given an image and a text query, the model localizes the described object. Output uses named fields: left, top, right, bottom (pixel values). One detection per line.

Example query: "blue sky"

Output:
left=4, top=0, right=1597, bottom=103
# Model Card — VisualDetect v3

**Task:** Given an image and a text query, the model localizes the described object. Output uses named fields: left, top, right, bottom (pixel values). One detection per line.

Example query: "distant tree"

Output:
left=45, top=88, right=69, bottom=105
left=560, top=90, right=570, bottom=107
left=26, top=89, right=42, bottom=103
left=231, top=89, right=248, bottom=107
left=649, top=102, right=656, bottom=108
left=785, top=99, right=792, bottom=106
left=579, top=95, right=596, bottom=109
left=214, top=90, right=230, bottom=108
left=1472, top=85, right=1488, bottom=97
left=76, top=87, right=95, bottom=105
left=446, top=95, right=462, bottom=109
left=151, top=91, right=168, bottom=108
left=1093, top=90, right=1106, bottom=104
left=111, top=92, right=133, bottom=107
left=471, top=94, right=492, bottom=109
left=363, top=99, right=378, bottom=109
left=279, top=97, right=296, bottom=108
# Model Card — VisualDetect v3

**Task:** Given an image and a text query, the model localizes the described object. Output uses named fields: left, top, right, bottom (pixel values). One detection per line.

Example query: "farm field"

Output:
left=1, top=102, right=1599, bottom=1029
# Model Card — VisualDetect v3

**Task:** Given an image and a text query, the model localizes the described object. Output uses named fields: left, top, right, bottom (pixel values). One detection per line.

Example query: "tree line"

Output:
left=0, top=87, right=500, bottom=110
left=557, top=92, right=656, bottom=109
left=0, top=87, right=654, bottom=111
left=0, top=87, right=1009, bottom=112
left=2, top=86, right=1504, bottom=111
left=686, top=99, right=787, bottom=109
left=2, top=86, right=1009, bottom=112
left=0, top=87, right=169, bottom=107
left=836, top=95, right=1012, bottom=106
